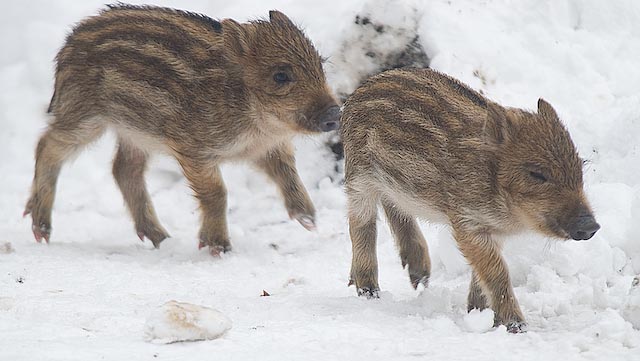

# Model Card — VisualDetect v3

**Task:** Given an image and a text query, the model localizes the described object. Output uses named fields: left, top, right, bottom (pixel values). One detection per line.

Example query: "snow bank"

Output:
left=329, top=0, right=429, bottom=100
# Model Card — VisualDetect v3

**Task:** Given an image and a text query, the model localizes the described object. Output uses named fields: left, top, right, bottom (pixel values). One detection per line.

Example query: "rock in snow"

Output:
left=144, top=301, right=232, bottom=343
left=0, top=242, right=15, bottom=254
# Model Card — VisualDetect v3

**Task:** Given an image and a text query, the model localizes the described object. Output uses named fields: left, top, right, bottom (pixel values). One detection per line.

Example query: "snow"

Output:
left=144, top=301, right=232, bottom=343
left=329, top=0, right=428, bottom=99
left=624, top=276, right=640, bottom=330
left=1, top=0, right=640, bottom=360
left=463, top=309, right=495, bottom=333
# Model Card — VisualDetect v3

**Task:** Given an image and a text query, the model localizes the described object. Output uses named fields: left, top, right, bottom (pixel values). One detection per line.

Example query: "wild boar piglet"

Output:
left=25, top=5, right=340, bottom=254
left=341, top=68, right=599, bottom=332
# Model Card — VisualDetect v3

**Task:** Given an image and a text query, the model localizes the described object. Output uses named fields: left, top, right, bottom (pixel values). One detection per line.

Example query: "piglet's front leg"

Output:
left=177, top=156, right=231, bottom=255
left=255, top=142, right=316, bottom=231
left=454, top=226, right=527, bottom=333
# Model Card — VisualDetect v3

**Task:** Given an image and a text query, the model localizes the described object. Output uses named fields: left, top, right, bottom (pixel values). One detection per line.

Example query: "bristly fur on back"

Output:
left=105, top=3, right=223, bottom=32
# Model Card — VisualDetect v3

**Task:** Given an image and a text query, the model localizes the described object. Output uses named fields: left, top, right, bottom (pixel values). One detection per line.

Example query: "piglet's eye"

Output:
left=529, top=171, right=547, bottom=182
left=273, top=72, right=291, bottom=84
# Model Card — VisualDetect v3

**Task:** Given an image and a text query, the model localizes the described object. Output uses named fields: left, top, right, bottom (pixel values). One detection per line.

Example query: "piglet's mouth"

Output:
left=565, top=214, right=600, bottom=241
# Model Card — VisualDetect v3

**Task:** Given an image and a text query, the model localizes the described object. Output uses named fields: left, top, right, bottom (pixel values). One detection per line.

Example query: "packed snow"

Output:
left=1, top=0, right=639, bottom=360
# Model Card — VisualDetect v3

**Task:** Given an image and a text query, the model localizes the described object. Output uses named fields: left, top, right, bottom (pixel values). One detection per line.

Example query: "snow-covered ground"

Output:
left=2, top=0, right=639, bottom=360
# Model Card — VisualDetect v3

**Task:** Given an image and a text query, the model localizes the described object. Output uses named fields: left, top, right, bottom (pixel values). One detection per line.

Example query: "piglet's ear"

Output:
left=269, top=10, right=295, bottom=27
left=538, top=98, right=559, bottom=120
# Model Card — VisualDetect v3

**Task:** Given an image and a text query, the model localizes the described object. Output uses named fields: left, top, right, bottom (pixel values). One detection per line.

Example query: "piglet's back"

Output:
left=341, top=68, right=502, bottom=210
left=50, top=5, right=242, bottom=133
left=59, top=4, right=227, bottom=77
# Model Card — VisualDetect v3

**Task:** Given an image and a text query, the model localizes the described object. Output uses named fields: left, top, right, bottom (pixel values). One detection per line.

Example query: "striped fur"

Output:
left=341, top=68, right=598, bottom=332
left=26, top=5, right=339, bottom=253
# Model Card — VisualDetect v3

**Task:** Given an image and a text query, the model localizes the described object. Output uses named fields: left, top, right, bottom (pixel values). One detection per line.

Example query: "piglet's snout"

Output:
left=318, top=106, right=340, bottom=132
left=568, top=214, right=600, bottom=240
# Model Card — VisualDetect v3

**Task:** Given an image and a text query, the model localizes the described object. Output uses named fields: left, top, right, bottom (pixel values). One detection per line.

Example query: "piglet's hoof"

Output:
left=32, top=223, right=51, bottom=244
left=137, top=229, right=169, bottom=249
left=505, top=321, right=528, bottom=334
left=357, top=287, right=380, bottom=299
left=199, top=241, right=231, bottom=257
left=410, top=274, right=430, bottom=290
left=293, top=214, right=316, bottom=231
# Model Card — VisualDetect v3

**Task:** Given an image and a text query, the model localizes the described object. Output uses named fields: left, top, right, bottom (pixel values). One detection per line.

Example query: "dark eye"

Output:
left=529, top=171, right=547, bottom=182
left=273, top=72, right=291, bottom=84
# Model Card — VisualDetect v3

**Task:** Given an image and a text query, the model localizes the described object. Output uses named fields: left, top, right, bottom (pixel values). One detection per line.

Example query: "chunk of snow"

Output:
left=144, top=301, right=231, bottom=344
left=463, top=309, right=495, bottom=333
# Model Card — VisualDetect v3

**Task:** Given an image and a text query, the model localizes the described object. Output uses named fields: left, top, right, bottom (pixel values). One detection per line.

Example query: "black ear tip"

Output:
left=269, top=10, right=281, bottom=20
left=269, top=10, right=291, bottom=24
left=537, top=97, right=558, bottom=118
left=537, top=98, right=548, bottom=108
